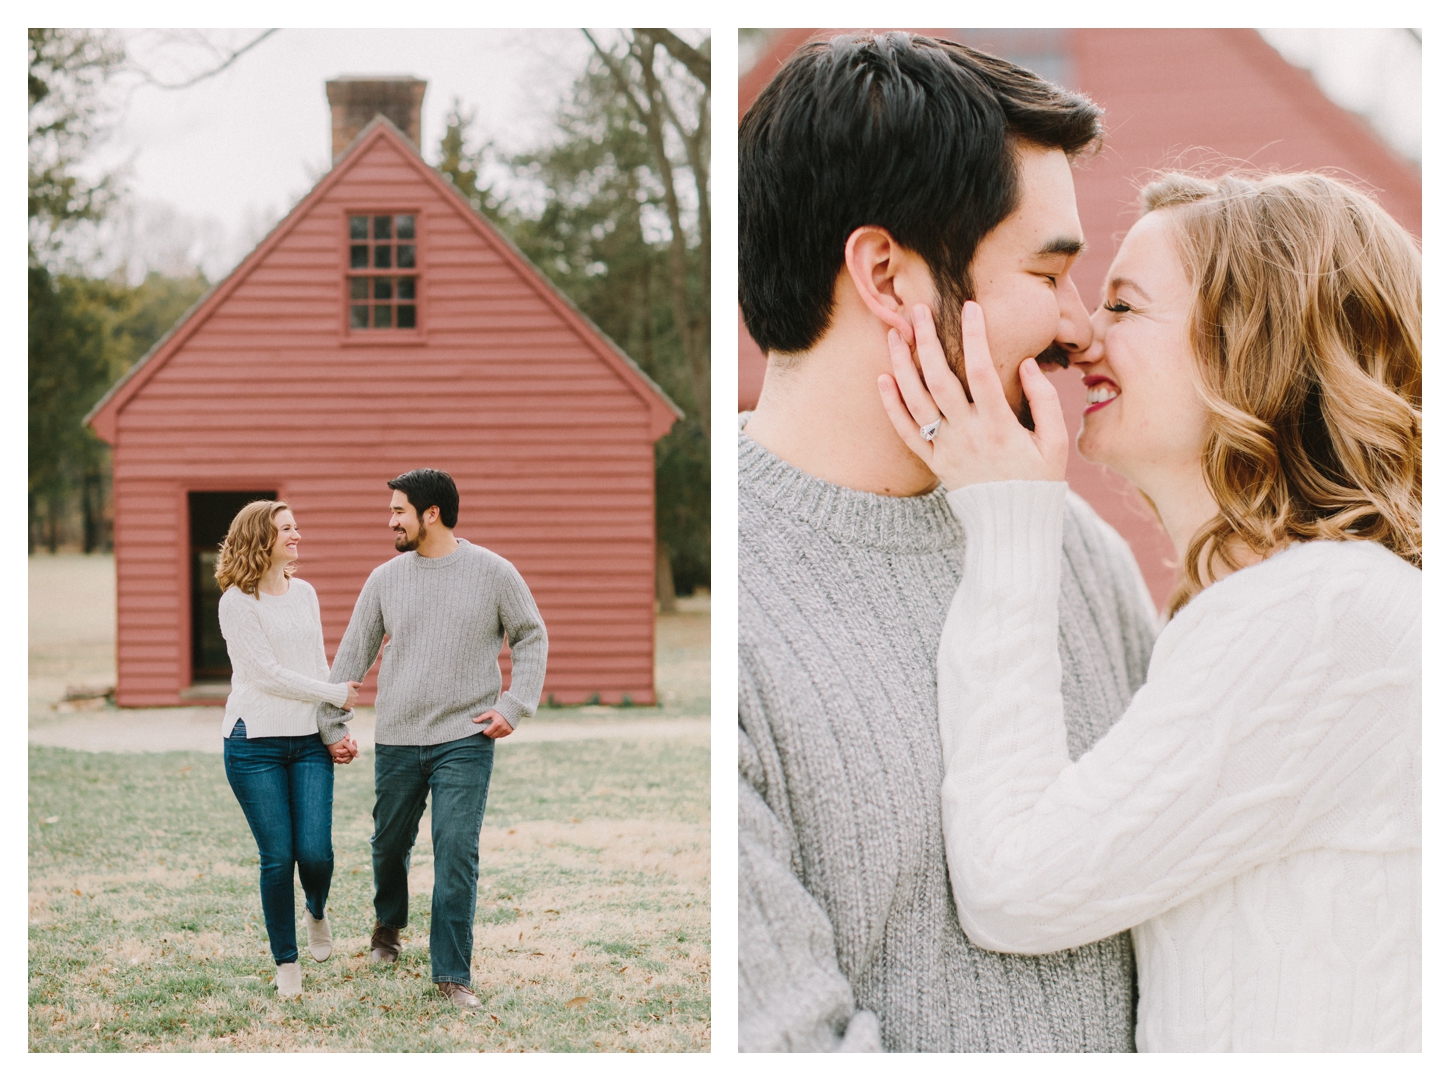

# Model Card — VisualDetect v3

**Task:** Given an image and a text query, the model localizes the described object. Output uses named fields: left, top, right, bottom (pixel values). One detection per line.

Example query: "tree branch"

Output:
left=133, top=29, right=278, bottom=90
left=643, top=29, right=710, bottom=89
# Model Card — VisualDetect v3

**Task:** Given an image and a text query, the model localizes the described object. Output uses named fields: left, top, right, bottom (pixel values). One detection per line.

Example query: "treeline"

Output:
left=438, top=30, right=710, bottom=600
left=28, top=29, right=214, bottom=552
left=29, top=268, right=209, bottom=551
left=29, top=27, right=121, bottom=553
left=28, top=29, right=709, bottom=599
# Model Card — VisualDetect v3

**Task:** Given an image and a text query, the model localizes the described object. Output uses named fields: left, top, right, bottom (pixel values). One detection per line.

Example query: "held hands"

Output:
left=472, top=709, right=514, bottom=739
left=327, top=735, right=359, bottom=764
left=877, top=301, right=1068, bottom=490
left=324, top=681, right=364, bottom=763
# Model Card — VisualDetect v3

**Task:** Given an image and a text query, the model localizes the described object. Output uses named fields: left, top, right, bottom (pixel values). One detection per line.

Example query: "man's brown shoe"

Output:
left=437, top=982, right=481, bottom=1010
left=370, top=921, right=400, bottom=964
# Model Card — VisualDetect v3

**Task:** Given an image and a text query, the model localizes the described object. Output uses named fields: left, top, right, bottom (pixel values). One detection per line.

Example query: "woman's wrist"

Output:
left=948, top=481, right=1066, bottom=598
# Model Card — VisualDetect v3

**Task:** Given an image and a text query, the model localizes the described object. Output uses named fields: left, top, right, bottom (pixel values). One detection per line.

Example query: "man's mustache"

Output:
left=1035, top=342, right=1072, bottom=370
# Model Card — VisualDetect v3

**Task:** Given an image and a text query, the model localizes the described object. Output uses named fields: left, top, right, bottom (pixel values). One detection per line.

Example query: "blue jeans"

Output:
left=223, top=719, right=335, bottom=965
left=372, top=733, right=495, bottom=986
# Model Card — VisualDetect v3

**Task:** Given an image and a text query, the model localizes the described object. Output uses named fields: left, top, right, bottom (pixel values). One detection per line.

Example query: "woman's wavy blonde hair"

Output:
left=215, top=500, right=292, bottom=598
left=1139, top=171, right=1421, bottom=615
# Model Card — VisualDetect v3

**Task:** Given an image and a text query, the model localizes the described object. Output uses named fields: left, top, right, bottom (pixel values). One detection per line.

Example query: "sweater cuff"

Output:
left=495, top=694, right=533, bottom=730
left=317, top=712, right=351, bottom=746
left=945, top=480, right=1066, bottom=599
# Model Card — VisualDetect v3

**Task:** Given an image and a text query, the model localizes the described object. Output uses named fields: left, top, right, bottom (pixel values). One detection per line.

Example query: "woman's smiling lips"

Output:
left=1083, top=374, right=1120, bottom=413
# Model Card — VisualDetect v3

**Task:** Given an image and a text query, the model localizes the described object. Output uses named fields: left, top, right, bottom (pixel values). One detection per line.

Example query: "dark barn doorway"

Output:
left=189, top=490, right=277, bottom=682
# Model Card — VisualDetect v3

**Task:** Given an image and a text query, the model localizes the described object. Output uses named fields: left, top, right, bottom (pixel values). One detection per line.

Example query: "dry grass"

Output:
left=29, top=740, right=709, bottom=1051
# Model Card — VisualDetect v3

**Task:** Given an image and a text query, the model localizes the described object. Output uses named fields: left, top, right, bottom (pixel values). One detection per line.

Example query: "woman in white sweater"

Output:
left=216, top=500, right=362, bottom=999
left=878, top=172, right=1420, bottom=1051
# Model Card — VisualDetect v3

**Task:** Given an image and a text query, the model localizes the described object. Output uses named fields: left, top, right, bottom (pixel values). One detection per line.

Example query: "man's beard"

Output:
left=394, top=520, right=427, bottom=552
left=932, top=294, right=1072, bottom=433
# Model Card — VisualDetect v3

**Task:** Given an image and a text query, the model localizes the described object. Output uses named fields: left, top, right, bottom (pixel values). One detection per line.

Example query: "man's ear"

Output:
left=424, top=506, right=440, bottom=525
left=843, top=225, right=920, bottom=346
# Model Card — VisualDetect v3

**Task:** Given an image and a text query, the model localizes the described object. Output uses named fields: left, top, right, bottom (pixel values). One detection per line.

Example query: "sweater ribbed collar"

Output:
left=406, top=537, right=471, bottom=569
left=738, top=416, right=961, bottom=554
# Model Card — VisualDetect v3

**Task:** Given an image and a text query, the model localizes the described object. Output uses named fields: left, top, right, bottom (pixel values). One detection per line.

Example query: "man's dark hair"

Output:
left=388, top=468, right=459, bottom=529
left=739, top=33, right=1103, bottom=355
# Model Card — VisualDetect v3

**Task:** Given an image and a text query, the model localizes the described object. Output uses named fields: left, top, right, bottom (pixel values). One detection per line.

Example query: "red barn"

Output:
left=87, top=76, right=681, bottom=708
left=739, top=29, right=1421, bottom=607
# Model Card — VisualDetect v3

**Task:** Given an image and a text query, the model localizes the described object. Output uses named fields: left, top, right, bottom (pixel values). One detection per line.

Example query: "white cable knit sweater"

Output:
left=938, top=481, right=1421, bottom=1052
left=218, top=578, right=351, bottom=739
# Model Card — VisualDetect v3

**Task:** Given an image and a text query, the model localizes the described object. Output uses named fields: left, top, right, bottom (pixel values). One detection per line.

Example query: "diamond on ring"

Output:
left=919, top=418, right=942, bottom=441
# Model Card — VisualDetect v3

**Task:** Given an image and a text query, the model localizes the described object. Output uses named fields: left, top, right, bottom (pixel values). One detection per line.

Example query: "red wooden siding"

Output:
left=93, top=121, right=679, bottom=707
left=738, top=29, right=1420, bottom=608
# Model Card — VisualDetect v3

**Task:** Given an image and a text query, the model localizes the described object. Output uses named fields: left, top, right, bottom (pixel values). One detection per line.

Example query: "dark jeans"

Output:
left=373, top=733, right=495, bottom=986
left=223, top=719, right=335, bottom=965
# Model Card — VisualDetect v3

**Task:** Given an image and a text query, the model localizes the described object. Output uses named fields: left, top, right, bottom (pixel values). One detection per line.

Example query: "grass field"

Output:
left=29, top=554, right=710, bottom=1052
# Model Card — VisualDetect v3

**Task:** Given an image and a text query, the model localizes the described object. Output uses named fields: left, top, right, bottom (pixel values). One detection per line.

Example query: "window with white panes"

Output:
left=347, top=213, right=418, bottom=330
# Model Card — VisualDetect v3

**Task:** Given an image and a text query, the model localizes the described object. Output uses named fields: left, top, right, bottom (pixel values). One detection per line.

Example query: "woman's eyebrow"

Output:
left=1109, top=276, right=1151, bottom=301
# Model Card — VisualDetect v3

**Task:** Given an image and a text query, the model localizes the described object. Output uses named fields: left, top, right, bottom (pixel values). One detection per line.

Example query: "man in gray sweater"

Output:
left=319, top=468, right=547, bottom=1009
left=738, top=34, right=1160, bottom=1051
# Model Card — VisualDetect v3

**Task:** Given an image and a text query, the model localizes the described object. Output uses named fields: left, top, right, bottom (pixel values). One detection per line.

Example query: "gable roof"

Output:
left=86, top=115, right=683, bottom=443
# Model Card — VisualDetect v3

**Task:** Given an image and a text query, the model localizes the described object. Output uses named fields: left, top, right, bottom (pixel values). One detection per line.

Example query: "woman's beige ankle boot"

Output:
left=275, top=961, right=302, bottom=998
left=303, top=909, right=333, bottom=962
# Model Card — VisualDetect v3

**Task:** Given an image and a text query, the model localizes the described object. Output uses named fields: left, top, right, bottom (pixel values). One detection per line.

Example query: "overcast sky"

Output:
left=1257, top=28, right=1420, bottom=165
left=84, top=29, right=601, bottom=280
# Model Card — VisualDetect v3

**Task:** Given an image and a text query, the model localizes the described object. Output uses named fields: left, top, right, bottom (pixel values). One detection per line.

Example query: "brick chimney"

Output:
left=325, top=76, right=427, bottom=162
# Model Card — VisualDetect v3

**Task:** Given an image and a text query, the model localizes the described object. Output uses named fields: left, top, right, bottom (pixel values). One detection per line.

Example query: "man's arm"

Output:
left=317, top=573, right=386, bottom=745
left=490, top=563, right=548, bottom=730
left=737, top=679, right=881, bottom=1052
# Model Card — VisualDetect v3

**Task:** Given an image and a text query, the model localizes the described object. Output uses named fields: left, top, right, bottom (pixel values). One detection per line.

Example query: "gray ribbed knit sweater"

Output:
left=318, top=539, right=547, bottom=746
left=738, top=425, right=1159, bottom=1052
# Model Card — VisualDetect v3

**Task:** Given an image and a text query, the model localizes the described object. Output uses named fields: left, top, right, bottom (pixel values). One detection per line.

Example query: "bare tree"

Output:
left=583, top=29, right=710, bottom=440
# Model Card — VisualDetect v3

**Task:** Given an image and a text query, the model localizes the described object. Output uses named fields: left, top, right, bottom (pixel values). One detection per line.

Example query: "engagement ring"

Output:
left=919, top=418, right=942, bottom=441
